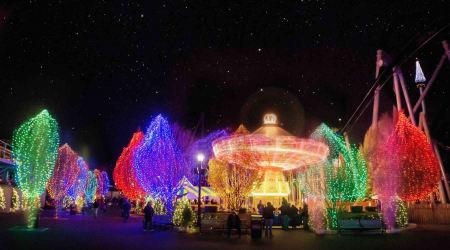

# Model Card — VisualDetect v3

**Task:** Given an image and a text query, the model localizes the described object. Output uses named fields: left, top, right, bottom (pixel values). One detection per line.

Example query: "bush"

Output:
left=172, top=198, right=195, bottom=228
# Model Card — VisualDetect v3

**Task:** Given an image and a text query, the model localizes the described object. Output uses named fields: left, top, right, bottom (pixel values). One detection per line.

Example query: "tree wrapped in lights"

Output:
left=85, top=170, right=97, bottom=204
left=172, top=197, right=195, bottom=228
left=47, top=144, right=80, bottom=217
left=94, top=169, right=109, bottom=198
left=133, top=114, right=189, bottom=213
left=303, top=123, right=367, bottom=230
left=67, top=157, right=89, bottom=201
left=12, top=109, right=59, bottom=228
left=100, top=171, right=110, bottom=196
left=113, top=131, right=146, bottom=200
left=389, top=112, right=440, bottom=201
left=208, top=158, right=262, bottom=210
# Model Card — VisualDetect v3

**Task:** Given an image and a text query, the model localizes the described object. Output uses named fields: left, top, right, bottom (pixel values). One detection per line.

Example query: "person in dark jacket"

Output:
left=122, top=198, right=131, bottom=222
left=93, top=199, right=100, bottom=218
left=143, top=202, right=155, bottom=231
left=289, top=204, right=299, bottom=228
left=263, top=202, right=275, bottom=238
left=227, top=211, right=241, bottom=238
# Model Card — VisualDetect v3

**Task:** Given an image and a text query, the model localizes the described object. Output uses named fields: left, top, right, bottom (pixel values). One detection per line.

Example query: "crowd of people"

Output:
left=258, top=198, right=308, bottom=238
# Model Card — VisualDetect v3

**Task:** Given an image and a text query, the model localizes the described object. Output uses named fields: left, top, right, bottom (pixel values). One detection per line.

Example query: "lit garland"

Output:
left=113, top=131, right=146, bottom=201
left=133, top=114, right=189, bottom=212
left=172, top=197, right=195, bottom=227
left=0, top=187, right=5, bottom=210
left=47, top=144, right=80, bottom=203
left=85, top=170, right=98, bottom=204
left=12, top=109, right=59, bottom=228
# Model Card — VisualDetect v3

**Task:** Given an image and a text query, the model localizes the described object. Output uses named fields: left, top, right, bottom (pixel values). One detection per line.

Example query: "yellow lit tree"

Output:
left=208, top=158, right=262, bottom=211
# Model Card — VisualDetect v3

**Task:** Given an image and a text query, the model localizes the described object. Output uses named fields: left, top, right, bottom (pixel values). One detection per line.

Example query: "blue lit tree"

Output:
left=133, top=114, right=188, bottom=212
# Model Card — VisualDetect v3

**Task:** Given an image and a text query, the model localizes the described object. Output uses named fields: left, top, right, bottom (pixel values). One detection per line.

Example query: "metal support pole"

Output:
left=395, top=68, right=416, bottom=125
left=433, top=142, right=450, bottom=203
left=420, top=112, right=448, bottom=203
left=197, top=162, right=202, bottom=229
left=413, top=53, right=447, bottom=114
left=393, top=72, right=402, bottom=111
left=443, top=40, right=450, bottom=62
left=371, top=50, right=383, bottom=128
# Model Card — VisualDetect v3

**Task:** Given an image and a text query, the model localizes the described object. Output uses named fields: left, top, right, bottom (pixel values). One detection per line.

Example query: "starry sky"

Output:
left=0, top=1, right=449, bottom=172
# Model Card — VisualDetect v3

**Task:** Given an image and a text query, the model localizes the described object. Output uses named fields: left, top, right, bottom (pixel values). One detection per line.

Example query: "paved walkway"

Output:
left=1, top=210, right=450, bottom=250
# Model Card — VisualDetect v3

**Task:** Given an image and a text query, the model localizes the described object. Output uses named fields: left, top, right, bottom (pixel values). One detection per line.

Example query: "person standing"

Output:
left=93, top=199, right=99, bottom=218
left=263, top=202, right=275, bottom=238
left=143, top=202, right=155, bottom=231
left=123, top=198, right=131, bottom=222
left=257, top=200, right=264, bottom=215
left=227, top=211, right=241, bottom=238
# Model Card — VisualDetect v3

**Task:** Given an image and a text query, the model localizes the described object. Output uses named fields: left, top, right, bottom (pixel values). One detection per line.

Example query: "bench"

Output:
left=338, top=218, right=384, bottom=234
left=200, top=212, right=250, bottom=234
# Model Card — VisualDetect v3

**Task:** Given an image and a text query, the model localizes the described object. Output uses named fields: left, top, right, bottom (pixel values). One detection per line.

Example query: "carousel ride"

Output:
left=212, top=113, right=329, bottom=207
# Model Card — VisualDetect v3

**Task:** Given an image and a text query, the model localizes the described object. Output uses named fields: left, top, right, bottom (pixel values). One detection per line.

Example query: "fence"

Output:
left=408, top=203, right=450, bottom=224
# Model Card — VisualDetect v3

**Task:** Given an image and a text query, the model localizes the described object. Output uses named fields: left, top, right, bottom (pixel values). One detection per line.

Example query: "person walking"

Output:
left=263, top=202, right=275, bottom=238
left=143, top=202, right=155, bottom=231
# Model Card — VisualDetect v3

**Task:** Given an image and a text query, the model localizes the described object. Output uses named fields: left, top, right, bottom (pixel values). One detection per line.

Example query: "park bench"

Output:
left=200, top=212, right=250, bottom=235
left=338, top=217, right=384, bottom=234
left=151, top=215, right=174, bottom=231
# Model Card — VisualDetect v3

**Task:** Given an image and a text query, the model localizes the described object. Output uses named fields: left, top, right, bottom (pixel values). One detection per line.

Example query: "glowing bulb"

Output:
left=196, top=153, right=205, bottom=162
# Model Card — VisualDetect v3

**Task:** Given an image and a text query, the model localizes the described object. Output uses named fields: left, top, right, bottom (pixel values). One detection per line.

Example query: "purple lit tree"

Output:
left=133, top=114, right=188, bottom=212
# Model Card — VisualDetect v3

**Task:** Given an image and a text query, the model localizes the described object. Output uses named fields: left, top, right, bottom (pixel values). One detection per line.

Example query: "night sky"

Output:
left=0, top=1, right=449, bottom=172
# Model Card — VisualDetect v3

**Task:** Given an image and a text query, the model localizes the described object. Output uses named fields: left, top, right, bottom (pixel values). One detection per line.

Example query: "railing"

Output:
left=408, top=203, right=450, bottom=224
left=0, top=140, right=13, bottom=163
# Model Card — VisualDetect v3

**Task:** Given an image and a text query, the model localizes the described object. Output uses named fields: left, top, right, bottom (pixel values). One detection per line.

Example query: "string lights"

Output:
left=47, top=144, right=80, bottom=204
left=113, top=131, right=146, bottom=200
left=390, top=112, right=440, bottom=201
left=12, top=109, right=59, bottom=228
left=0, top=187, right=5, bottom=210
left=67, top=157, right=89, bottom=200
left=299, top=123, right=368, bottom=230
left=85, top=170, right=98, bottom=204
left=133, top=114, right=189, bottom=212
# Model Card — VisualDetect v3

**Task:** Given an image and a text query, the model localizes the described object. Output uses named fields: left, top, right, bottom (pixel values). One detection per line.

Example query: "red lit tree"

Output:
left=113, top=131, right=146, bottom=200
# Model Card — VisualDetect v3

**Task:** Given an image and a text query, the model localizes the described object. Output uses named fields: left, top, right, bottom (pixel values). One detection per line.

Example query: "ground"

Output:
left=1, top=209, right=450, bottom=250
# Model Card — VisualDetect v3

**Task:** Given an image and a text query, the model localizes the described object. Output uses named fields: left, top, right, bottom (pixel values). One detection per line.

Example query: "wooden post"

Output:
left=393, top=71, right=402, bottom=111
left=395, top=68, right=416, bottom=125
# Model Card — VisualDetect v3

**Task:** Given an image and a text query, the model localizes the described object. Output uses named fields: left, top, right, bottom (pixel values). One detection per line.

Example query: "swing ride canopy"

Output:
left=212, top=114, right=329, bottom=171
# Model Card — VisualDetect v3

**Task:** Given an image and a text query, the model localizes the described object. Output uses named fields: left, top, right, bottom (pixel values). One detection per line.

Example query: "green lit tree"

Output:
left=12, top=110, right=59, bottom=228
left=172, top=197, right=195, bottom=229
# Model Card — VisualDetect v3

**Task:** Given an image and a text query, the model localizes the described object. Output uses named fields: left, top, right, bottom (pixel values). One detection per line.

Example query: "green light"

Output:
left=301, top=123, right=368, bottom=230
left=12, top=109, right=59, bottom=228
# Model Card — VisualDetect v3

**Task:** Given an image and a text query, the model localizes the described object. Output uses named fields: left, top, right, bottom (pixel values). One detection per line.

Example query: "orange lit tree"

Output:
left=208, top=158, right=262, bottom=210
